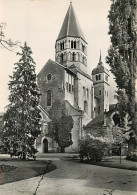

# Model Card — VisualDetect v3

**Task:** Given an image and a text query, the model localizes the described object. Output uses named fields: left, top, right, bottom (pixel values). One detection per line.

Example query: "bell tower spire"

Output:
left=98, top=50, right=102, bottom=66
left=55, top=3, right=87, bottom=73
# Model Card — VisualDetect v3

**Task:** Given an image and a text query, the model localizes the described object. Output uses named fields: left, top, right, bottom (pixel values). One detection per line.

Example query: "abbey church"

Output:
left=36, top=3, right=110, bottom=153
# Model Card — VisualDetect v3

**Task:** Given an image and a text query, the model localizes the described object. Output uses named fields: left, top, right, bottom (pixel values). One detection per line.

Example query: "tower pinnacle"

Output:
left=98, top=50, right=102, bottom=65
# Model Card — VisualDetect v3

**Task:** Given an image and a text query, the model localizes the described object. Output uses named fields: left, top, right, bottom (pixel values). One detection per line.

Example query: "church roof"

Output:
left=92, top=51, right=109, bottom=75
left=84, top=107, right=117, bottom=129
left=38, top=59, right=77, bottom=77
left=85, top=113, right=104, bottom=128
left=57, top=3, right=86, bottom=43
left=92, top=65, right=109, bottom=75
left=69, top=64, right=92, bottom=81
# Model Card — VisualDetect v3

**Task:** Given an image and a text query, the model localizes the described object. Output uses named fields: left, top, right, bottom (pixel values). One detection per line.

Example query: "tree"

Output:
left=0, top=22, right=20, bottom=51
left=106, top=0, right=137, bottom=149
left=48, top=100, right=73, bottom=153
left=79, top=135, right=110, bottom=162
left=3, top=42, right=41, bottom=159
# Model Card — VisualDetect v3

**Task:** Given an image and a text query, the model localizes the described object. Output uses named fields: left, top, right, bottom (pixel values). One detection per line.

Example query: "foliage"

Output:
left=0, top=23, right=20, bottom=51
left=3, top=42, right=41, bottom=159
left=79, top=135, right=110, bottom=162
left=112, top=123, right=130, bottom=142
left=106, top=0, right=137, bottom=137
left=103, top=189, right=115, bottom=195
left=48, top=100, right=73, bottom=152
left=126, top=151, right=137, bottom=161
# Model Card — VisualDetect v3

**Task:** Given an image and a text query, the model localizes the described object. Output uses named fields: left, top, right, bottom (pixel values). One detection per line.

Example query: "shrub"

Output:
left=79, top=137, right=110, bottom=162
left=126, top=152, right=137, bottom=162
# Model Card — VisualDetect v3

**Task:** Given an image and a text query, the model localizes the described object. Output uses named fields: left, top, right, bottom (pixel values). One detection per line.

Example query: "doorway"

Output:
left=43, top=138, right=48, bottom=153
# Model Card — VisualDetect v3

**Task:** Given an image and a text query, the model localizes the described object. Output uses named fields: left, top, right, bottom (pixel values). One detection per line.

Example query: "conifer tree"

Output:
left=106, top=0, right=137, bottom=145
left=3, top=42, right=41, bottom=159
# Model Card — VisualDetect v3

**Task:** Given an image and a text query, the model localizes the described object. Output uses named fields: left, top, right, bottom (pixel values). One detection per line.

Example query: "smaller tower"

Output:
left=92, top=52, right=110, bottom=115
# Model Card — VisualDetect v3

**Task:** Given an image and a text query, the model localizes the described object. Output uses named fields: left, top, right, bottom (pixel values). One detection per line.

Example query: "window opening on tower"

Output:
left=71, top=41, right=76, bottom=49
left=72, top=52, right=75, bottom=61
left=60, top=53, right=63, bottom=63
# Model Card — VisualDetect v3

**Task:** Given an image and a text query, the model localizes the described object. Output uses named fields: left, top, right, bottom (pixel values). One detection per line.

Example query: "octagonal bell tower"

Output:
left=92, top=52, right=110, bottom=115
left=55, top=2, right=87, bottom=73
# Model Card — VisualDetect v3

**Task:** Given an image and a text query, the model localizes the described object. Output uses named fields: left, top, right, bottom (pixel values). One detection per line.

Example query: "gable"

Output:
left=38, top=59, right=65, bottom=80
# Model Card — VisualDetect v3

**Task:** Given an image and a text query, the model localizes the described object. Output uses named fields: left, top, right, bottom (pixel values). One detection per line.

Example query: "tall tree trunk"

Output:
left=61, top=147, right=65, bottom=153
left=133, top=1, right=137, bottom=150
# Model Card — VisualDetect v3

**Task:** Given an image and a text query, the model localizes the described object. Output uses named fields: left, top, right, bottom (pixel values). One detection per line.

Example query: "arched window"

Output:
left=96, top=74, right=101, bottom=81
left=72, top=52, right=75, bottom=61
left=47, top=90, right=52, bottom=106
left=83, top=87, right=85, bottom=96
left=84, top=101, right=88, bottom=113
left=74, top=41, right=76, bottom=49
left=86, top=89, right=89, bottom=98
left=71, top=41, right=73, bottom=48
left=60, top=53, right=63, bottom=63
left=62, top=42, right=64, bottom=50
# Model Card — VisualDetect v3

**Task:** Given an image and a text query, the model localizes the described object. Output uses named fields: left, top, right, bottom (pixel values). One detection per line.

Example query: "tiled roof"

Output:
left=57, top=3, right=86, bottom=42
left=92, top=64, right=109, bottom=75
left=85, top=113, right=104, bottom=128
left=85, top=107, right=117, bottom=129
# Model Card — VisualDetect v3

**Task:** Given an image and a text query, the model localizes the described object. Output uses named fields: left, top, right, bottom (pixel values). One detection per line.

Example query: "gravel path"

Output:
left=0, top=157, right=137, bottom=195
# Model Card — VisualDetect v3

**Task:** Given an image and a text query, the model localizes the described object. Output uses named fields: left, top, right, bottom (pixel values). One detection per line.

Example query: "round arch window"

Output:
left=47, top=74, right=52, bottom=81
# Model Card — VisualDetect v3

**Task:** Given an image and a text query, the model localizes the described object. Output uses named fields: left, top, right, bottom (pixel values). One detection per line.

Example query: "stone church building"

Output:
left=36, top=3, right=110, bottom=153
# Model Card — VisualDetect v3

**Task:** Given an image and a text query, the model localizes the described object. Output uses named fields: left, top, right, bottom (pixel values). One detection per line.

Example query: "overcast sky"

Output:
left=0, top=0, right=117, bottom=112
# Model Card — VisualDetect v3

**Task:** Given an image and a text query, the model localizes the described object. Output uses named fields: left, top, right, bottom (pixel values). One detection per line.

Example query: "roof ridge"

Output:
left=38, top=59, right=77, bottom=76
left=67, top=4, right=71, bottom=36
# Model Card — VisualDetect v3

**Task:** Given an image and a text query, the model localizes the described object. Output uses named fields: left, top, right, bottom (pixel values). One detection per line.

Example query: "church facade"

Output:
left=36, top=3, right=110, bottom=153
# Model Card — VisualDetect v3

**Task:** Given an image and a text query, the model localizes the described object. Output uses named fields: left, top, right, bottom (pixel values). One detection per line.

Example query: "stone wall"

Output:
left=37, top=60, right=65, bottom=111
left=76, top=72, right=93, bottom=118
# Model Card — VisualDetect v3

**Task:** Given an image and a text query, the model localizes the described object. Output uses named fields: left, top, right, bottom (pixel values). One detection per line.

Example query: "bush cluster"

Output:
left=79, top=137, right=110, bottom=162
left=126, top=152, right=137, bottom=162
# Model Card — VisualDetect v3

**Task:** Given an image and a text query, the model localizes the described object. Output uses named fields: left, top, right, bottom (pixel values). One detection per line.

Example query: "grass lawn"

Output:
left=78, top=156, right=137, bottom=171
left=0, top=157, right=56, bottom=185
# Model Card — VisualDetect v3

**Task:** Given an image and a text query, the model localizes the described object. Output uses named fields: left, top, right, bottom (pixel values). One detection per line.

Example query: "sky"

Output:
left=0, top=0, right=117, bottom=112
